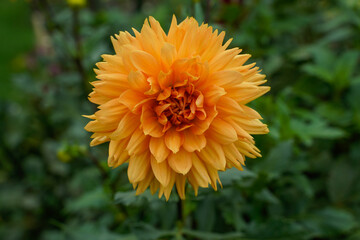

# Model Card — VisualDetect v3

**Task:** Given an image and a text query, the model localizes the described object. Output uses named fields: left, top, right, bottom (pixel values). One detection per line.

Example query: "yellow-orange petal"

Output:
left=128, top=151, right=150, bottom=183
left=128, top=70, right=149, bottom=92
left=161, top=43, right=177, bottom=70
left=182, top=130, right=206, bottom=152
left=207, top=117, right=238, bottom=144
left=223, top=143, right=245, bottom=167
left=168, top=148, right=192, bottom=175
left=206, top=164, right=222, bottom=191
left=150, top=155, right=171, bottom=186
left=111, top=112, right=139, bottom=140
left=202, top=85, right=226, bottom=106
left=191, top=106, right=218, bottom=135
left=191, top=153, right=211, bottom=185
left=149, top=137, right=170, bottom=163
left=208, top=70, right=243, bottom=88
left=126, top=128, right=150, bottom=156
left=197, top=139, right=226, bottom=170
left=119, top=89, right=146, bottom=114
left=108, top=138, right=130, bottom=167
left=216, top=96, right=243, bottom=116
left=164, top=128, right=184, bottom=153
left=141, top=106, right=164, bottom=137
left=135, top=171, right=154, bottom=195
left=130, top=50, right=160, bottom=76
left=176, top=174, right=186, bottom=200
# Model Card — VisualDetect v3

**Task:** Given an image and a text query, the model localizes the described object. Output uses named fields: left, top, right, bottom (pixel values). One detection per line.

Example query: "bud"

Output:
left=67, top=0, right=86, bottom=8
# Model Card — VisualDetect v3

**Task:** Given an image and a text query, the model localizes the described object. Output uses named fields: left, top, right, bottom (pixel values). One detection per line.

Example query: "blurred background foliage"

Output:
left=1, top=0, right=360, bottom=239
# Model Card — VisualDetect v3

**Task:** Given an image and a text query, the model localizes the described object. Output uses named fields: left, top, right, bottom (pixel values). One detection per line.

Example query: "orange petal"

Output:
left=165, top=128, right=184, bottom=153
left=159, top=171, right=176, bottom=201
left=145, top=77, right=161, bottom=95
left=209, top=48, right=242, bottom=72
left=126, top=128, right=150, bottom=156
left=149, top=137, right=170, bottom=163
left=127, top=151, right=150, bottom=183
left=151, top=155, right=171, bottom=186
left=216, top=96, right=244, bottom=116
left=161, top=43, right=177, bottom=70
left=223, top=143, right=245, bottom=169
left=206, top=165, right=222, bottom=191
left=208, top=70, right=244, bottom=87
left=158, top=70, right=173, bottom=90
left=207, top=118, right=238, bottom=144
left=111, top=112, right=139, bottom=140
left=168, top=148, right=192, bottom=174
left=135, top=171, right=154, bottom=195
left=119, top=89, right=146, bottom=114
left=90, top=132, right=110, bottom=146
left=85, top=120, right=117, bottom=133
left=191, top=106, right=218, bottom=135
left=108, top=138, right=130, bottom=167
left=141, top=106, right=164, bottom=137
left=130, top=50, right=160, bottom=76
left=175, top=174, right=186, bottom=200
left=235, top=141, right=262, bottom=158
left=128, top=70, right=149, bottom=92
left=149, top=16, right=167, bottom=42
left=197, top=139, right=226, bottom=170
left=182, top=130, right=206, bottom=152
left=202, top=85, right=226, bottom=106
left=191, top=153, right=211, bottom=185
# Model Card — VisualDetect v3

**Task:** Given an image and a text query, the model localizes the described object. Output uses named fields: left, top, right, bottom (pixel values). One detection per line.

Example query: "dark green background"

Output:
left=1, top=0, right=360, bottom=239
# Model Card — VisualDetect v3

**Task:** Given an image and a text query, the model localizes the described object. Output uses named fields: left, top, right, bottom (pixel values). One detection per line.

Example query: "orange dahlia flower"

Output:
left=84, top=16, right=270, bottom=200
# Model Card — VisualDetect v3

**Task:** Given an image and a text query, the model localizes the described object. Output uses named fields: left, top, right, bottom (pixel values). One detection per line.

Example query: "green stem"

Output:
left=176, top=198, right=186, bottom=239
left=71, top=7, right=89, bottom=98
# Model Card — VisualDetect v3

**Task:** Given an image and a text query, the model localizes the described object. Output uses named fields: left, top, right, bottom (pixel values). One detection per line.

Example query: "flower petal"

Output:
left=128, top=70, right=149, bottom=92
left=130, top=50, right=160, bottom=76
left=119, top=89, right=146, bottom=114
left=126, top=128, right=150, bottom=156
left=168, top=148, right=192, bottom=175
left=151, top=155, right=171, bottom=186
left=197, top=139, right=226, bottom=170
left=182, top=130, right=206, bottom=152
left=141, top=105, right=164, bottom=137
left=191, top=106, right=218, bottom=135
left=108, top=138, right=130, bottom=167
left=111, top=112, right=139, bottom=140
left=175, top=174, right=186, bottom=200
left=149, top=137, right=170, bottom=163
left=202, top=85, right=226, bottom=106
left=207, top=117, right=238, bottom=144
left=165, top=128, right=184, bottom=153
left=161, top=43, right=177, bottom=69
left=127, top=151, right=150, bottom=183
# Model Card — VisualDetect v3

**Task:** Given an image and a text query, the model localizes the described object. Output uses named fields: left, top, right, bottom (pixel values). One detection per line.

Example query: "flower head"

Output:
left=84, top=16, right=270, bottom=200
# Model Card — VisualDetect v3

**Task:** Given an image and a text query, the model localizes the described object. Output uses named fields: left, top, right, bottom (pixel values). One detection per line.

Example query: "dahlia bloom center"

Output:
left=155, top=81, right=205, bottom=132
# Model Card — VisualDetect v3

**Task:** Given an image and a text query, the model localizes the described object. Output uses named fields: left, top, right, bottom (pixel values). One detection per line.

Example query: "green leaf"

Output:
left=114, top=190, right=160, bottom=206
left=304, top=208, right=356, bottom=236
left=334, top=51, right=359, bottom=90
left=302, top=64, right=332, bottom=83
left=255, top=141, right=293, bottom=177
left=195, top=198, right=215, bottom=231
left=194, top=1, right=204, bottom=23
left=327, top=161, right=356, bottom=203
left=245, top=218, right=309, bottom=239
left=65, top=187, right=109, bottom=212
left=182, top=229, right=244, bottom=240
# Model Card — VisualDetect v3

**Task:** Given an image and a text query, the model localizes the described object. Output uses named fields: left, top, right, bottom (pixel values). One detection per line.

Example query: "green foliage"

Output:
left=1, top=0, right=360, bottom=239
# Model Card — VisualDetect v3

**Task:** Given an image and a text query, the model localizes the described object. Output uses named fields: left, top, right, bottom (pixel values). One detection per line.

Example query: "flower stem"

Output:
left=71, top=7, right=88, bottom=98
left=176, top=197, right=186, bottom=240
